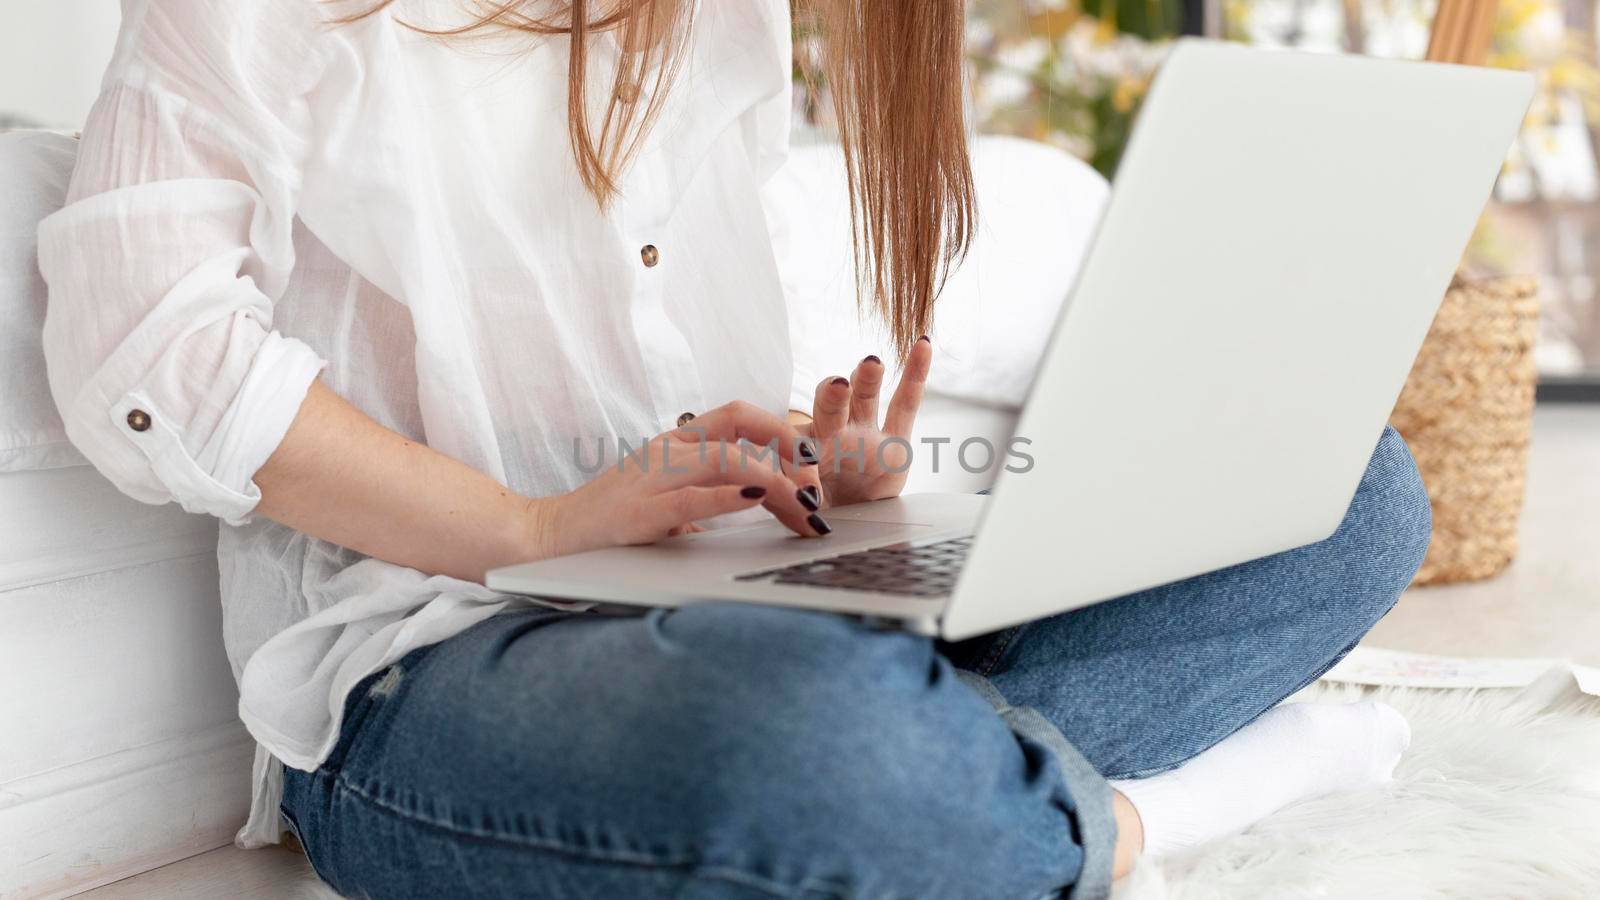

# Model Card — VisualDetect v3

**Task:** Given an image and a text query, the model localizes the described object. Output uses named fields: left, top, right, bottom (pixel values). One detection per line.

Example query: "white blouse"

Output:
left=37, top=0, right=815, bottom=847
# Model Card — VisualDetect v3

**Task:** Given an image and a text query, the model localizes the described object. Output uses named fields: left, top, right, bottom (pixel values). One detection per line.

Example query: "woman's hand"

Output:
left=803, top=337, right=932, bottom=508
left=541, top=401, right=831, bottom=558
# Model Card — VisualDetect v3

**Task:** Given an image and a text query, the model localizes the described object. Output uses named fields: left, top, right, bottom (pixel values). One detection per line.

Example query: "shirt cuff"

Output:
left=109, top=332, right=325, bottom=526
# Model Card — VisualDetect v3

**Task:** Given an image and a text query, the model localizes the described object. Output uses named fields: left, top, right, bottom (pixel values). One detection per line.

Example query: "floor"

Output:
left=73, top=846, right=333, bottom=900
left=1366, top=405, right=1600, bottom=666
left=78, top=405, right=1600, bottom=899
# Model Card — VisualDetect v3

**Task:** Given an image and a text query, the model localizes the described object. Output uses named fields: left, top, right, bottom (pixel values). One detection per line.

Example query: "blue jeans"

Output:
left=280, top=427, right=1431, bottom=900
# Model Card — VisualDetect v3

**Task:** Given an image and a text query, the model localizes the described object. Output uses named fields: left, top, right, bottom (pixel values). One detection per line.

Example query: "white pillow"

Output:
left=770, top=134, right=1110, bottom=411
left=1, top=130, right=84, bottom=472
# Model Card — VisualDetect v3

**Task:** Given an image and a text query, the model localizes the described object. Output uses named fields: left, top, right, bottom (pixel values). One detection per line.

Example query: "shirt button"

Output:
left=641, top=244, right=660, bottom=268
left=126, top=409, right=152, bottom=432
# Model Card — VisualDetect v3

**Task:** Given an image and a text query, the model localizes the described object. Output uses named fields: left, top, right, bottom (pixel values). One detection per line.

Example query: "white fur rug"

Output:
left=1113, top=672, right=1600, bottom=900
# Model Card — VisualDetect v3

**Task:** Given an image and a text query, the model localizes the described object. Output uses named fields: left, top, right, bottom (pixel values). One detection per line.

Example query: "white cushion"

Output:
left=0, top=130, right=83, bottom=472
left=770, top=134, right=1110, bottom=410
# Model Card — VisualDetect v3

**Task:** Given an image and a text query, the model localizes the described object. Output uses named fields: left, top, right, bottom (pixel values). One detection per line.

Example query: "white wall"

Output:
left=0, top=1, right=123, bottom=129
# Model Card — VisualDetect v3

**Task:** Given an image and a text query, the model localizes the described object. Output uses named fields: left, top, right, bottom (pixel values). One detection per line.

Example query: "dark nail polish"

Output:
left=797, top=485, right=821, bottom=511
left=740, top=485, right=767, bottom=499
left=798, top=441, right=819, bottom=465
left=863, top=354, right=881, bottom=365
left=917, top=335, right=931, bottom=343
left=807, top=513, right=832, bottom=535
left=831, top=376, right=850, bottom=386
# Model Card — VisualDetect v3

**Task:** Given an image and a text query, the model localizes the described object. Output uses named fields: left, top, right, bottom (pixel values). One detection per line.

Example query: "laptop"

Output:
left=488, top=39, right=1534, bottom=641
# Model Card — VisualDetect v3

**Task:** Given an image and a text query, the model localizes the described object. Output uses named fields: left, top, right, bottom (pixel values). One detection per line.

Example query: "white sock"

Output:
left=1111, top=700, right=1410, bottom=858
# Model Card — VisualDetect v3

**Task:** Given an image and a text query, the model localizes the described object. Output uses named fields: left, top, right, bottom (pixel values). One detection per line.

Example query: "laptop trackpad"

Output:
left=688, top=518, right=932, bottom=553
left=559, top=518, right=935, bottom=583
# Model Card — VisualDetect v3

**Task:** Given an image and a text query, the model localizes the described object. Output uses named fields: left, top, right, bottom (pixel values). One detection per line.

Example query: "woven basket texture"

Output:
left=1390, top=275, right=1540, bottom=585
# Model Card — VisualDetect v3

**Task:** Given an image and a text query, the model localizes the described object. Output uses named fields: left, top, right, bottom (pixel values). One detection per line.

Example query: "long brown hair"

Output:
left=333, top=0, right=975, bottom=356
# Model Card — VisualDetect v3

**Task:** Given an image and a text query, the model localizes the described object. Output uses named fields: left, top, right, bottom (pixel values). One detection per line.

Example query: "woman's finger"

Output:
left=669, top=401, right=796, bottom=453
left=883, top=336, right=933, bottom=438
left=672, top=400, right=826, bottom=508
left=650, top=484, right=771, bottom=533
left=810, top=375, right=850, bottom=440
left=849, top=354, right=885, bottom=426
left=655, top=440, right=827, bottom=536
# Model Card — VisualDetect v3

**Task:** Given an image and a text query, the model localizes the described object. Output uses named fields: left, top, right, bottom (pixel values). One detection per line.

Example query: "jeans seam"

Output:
left=279, top=805, right=341, bottom=892
left=328, top=771, right=862, bottom=899
left=976, top=625, right=1021, bottom=677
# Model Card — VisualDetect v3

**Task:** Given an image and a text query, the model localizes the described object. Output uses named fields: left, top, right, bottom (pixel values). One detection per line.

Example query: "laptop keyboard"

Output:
left=734, top=536, right=973, bottom=598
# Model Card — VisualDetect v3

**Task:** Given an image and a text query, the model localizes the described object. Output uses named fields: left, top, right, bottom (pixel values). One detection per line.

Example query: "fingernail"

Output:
left=917, top=335, right=931, bottom=343
left=798, top=441, right=819, bottom=465
left=831, top=376, right=850, bottom=386
left=740, top=485, right=767, bottom=499
left=797, top=485, right=821, bottom=511
left=807, top=513, right=832, bottom=535
left=862, top=354, right=881, bottom=365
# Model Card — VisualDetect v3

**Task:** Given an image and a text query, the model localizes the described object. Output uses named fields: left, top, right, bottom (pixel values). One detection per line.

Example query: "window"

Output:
left=965, top=0, right=1600, bottom=392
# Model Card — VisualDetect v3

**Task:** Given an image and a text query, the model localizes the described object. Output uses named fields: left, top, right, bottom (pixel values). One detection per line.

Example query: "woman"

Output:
left=39, top=1, right=1428, bottom=897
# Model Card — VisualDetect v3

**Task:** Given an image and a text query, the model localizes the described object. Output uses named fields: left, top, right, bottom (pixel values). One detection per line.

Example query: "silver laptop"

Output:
left=489, top=39, right=1533, bottom=641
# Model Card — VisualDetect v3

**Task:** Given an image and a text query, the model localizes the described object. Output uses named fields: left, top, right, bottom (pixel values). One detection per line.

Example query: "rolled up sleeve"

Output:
left=36, top=0, right=332, bottom=524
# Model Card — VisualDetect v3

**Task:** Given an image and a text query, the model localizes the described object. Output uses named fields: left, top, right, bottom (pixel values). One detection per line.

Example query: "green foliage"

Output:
left=1079, top=0, right=1185, bottom=41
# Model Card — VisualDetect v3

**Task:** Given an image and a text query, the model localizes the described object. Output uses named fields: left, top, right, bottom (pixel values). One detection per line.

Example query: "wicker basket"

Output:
left=1389, top=275, right=1540, bottom=585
